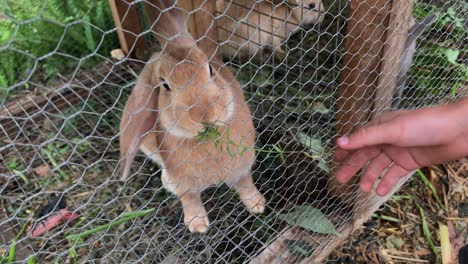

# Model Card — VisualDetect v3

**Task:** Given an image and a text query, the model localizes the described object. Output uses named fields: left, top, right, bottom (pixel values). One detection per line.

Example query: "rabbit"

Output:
left=392, top=12, right=437, bottom=108
left=216, top=0, right=325, bottom=60
left=120, top=0, right=265, bottom=233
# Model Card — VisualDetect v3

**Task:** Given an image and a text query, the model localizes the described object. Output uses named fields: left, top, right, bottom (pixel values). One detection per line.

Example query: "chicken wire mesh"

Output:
left=0, top=0, right=467, bottom=263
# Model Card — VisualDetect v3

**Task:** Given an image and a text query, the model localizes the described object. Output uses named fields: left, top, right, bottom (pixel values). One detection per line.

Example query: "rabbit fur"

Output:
left=120, top=0, right=265, bottom=233
left=216, top=0, right=325, bottom=59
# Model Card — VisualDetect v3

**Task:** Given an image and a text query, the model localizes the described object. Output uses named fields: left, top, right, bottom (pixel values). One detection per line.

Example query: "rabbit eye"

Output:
left=209, top=65, right=214, bottom=77
left=162, top=80, right=171, bottom=91
left=308, top=3, right=316, bottom=9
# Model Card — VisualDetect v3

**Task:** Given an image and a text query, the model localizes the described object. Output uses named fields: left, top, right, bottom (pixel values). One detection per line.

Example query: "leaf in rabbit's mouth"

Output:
left=196, top=123, right=221, bottom=142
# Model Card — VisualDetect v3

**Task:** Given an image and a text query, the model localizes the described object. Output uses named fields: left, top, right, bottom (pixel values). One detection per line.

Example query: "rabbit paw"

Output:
left=242, top=192, right=266, bottom=214
left=185, top=214, right=210, bottom=233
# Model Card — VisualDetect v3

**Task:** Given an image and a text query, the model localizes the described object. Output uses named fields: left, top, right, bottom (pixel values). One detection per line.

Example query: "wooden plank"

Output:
left=108, top=0, right=146, bottom=57
left=374, top=0, right=413, bottom=116
left=328, top=0, right=412, bottom=197
left=335, top=0, right=393, bottom=138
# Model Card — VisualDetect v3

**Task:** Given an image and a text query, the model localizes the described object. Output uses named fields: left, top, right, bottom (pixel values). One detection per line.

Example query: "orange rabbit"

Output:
left=119, top=0, right=265, bottom=233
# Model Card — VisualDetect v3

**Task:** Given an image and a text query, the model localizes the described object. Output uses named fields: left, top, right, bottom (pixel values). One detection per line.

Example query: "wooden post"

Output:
left=374, top=1, right=414, bottom=116
left=109, top=0, right=147, bottom=58
left=328, top=0, right=413, bottom=197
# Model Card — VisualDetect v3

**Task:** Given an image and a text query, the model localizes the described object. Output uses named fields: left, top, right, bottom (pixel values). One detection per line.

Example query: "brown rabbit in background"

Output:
left=216, top=0, right=325, bottom=59
left=119, top=0, right=265, bottom=233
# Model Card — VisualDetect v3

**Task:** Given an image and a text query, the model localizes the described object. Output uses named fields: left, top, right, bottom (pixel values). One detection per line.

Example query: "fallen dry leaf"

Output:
left=111, top=49, right=125, bottom=60
left=34, top=165, right=51, bottom=177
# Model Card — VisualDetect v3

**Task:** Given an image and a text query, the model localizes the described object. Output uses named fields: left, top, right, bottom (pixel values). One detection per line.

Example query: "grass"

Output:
left=1, top=220, right=30, bottom=263
left=417, top=204, right=440, bottom=263
left=403, top=2, right=468, bottom=106
left=0, top=0, right=118, bottom=99
left=66, top=208, right=156, bottom=241
left=417, top=169, right=446, bottom=210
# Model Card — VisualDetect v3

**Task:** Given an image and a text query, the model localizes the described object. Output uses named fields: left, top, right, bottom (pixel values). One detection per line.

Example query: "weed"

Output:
left=416, top=204, right=440, bottom=263
left=405, top=3, right=468, bottom=104
left=0, top=0, right=118, bottom=98
left=66, top=208, right=156, bottom=241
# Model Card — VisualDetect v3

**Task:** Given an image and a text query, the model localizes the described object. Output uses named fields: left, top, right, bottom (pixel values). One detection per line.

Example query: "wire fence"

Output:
left=0, top=0, right=466, bottom=263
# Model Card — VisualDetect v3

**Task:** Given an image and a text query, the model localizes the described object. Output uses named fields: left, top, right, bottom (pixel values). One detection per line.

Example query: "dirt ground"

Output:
left=328, top=159, right=468, bottom=264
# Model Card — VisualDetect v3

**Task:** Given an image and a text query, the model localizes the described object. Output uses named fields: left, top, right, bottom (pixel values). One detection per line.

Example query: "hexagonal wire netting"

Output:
left=0, top=0, right=466, bottom=263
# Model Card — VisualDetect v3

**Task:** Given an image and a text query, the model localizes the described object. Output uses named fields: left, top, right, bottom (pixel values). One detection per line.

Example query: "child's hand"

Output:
left=334, top=98, right=468, bottom=196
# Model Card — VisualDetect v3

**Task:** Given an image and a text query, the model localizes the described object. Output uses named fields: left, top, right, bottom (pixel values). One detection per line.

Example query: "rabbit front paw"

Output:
left=185, top=213, right=210, bottom=233
left=242, top=192, right=266, bottom=214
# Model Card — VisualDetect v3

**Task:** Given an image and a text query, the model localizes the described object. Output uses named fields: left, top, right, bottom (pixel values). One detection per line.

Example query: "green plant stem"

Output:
left=66, top=208, right=155, bottom=241
left=417, top=170, right=446, bottom=211
left=371, top=213, right=400, bottom=223
left=15, top=220, right=30, bottom=240
left=7, top=240, right=16, bottom=263
left=12, top=169, right=29, bottom=184
left=40, top=149, right=68, bottom=180
left=416, top=204, right=440, bottom=263
left=26, top=256, right=37, bottom=264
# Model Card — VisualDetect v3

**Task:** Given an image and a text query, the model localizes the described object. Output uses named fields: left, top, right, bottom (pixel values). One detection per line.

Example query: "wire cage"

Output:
left=1, top=0, right=467, bottom=263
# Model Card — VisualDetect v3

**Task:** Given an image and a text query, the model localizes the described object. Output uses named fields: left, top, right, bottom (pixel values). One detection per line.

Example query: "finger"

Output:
left=333, top=112, right=401, bottom=154
left=376, top=164, right=409, bottom=196
left=335, top=147, right=381, bottom=184
left=359, top=152, right=392, bottom=192
left=336, top=122, right=402, bottom=150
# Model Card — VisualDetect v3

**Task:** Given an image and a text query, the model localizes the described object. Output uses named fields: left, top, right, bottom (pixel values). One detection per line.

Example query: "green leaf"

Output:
left=7, top=240, right=16, bottom=263
left=443, top=49, right=459, bottom=64
left=284, top=239, right=314, bottom=258
left=26, top=256, right=37, bottom=264
left=317, top=160, right=330, bottom=173
left=279, top=205, right=339, bottom=235
left=296, top=132, right=324, bottom=154
left=272, top=144, right=285, bottom=162
left=69, top=247, right=78, bottom=264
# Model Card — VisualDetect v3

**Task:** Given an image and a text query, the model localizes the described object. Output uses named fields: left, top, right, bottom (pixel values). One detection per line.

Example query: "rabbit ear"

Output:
left=147, top=0, right=194, bottom=48
left=119, top=61, right=159, bottom=181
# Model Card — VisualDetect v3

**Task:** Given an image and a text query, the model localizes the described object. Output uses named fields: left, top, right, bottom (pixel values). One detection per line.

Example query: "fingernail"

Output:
left=337, top=136, right=349, bottom=146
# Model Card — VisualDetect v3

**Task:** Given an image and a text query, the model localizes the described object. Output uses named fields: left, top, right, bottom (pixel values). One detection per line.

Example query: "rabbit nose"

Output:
left=308, top=3, right=316, bottom=9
